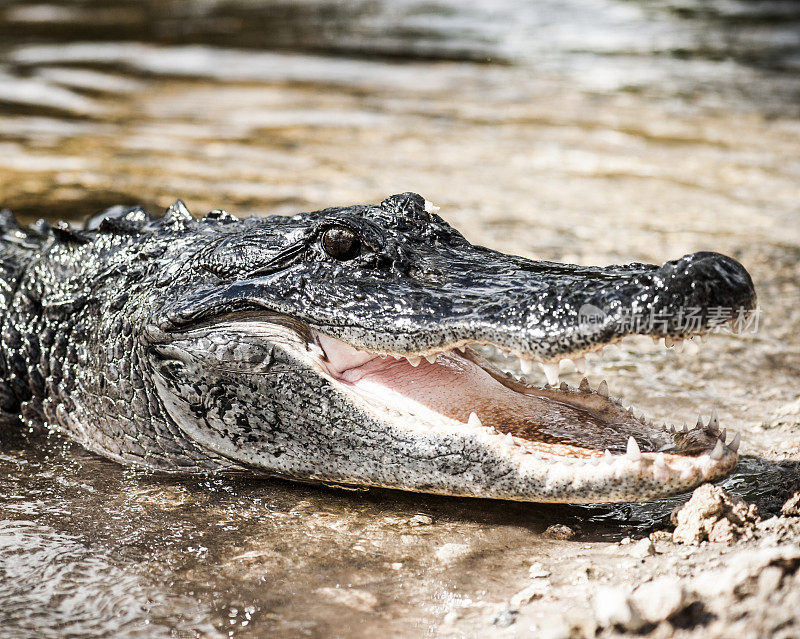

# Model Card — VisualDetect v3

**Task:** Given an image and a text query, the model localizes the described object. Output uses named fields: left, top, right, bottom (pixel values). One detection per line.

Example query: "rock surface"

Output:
left=781, top=492, right=800, bottom=517
left=672, top=484, right=760, bottom=544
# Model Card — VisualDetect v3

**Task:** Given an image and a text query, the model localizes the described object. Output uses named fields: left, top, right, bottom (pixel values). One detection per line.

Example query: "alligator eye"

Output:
left=321, top=226, right=360, bottom=260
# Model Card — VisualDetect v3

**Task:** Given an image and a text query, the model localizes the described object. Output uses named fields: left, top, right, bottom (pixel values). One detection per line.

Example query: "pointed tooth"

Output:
left=540, top=362, right=560, bottom=386
left=425, top=354, right=438, bottom=364
left=597, top=380, right=609, bottom=397
left=665, top=336, right=674, bottom=348
left=654, top=452, right=666, bottom=469
left=669, top=424, right=676, bottom=434
left=696, top=416, right=704, bottom=431
left=579, top=377, right=591, bottom=393
left=456, top=345, right=466, bottom=353
left=673, top=338, right=684, bottom=353
left=626, top=436, right=642, bottom=461
left=519, top=358, right=534, bottom=375
left=709, top=438, right=726, bottom=460
left=559, top=381, right=569, bottom=391
left=719, top=428, right=727, bottom=443
left=407, top=356, right=421, bottom=367
left=573, top=356, right=587, bottom=374
left=729, top=432, right=741, bottom=452
left=503, top=432, right=515, bottom=447
left=468, top=412, right=483, bottom=429
left=652, top=336, right=660, bottom=345
left=708, top=408, right=719, bottom=432
left=604, top=449, right=614, bottom=464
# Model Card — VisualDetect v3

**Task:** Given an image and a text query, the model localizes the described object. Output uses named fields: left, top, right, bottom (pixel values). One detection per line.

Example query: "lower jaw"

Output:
left=313, top=333, right=736, bottom=467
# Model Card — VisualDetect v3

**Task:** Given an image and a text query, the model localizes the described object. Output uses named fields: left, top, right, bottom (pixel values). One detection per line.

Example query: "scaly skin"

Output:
left=0, top=194, right=756, bottom=502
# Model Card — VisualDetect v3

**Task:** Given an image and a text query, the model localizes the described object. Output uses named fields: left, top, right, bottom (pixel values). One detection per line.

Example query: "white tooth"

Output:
left=709, top=408, right=719, bottom=432
left=710, top=439, right=726, bottom=460
left=604, top=450, right=614, bottom=464
left=407, top=356, right=421, bottom=367
left=540, top=362, right=560, bottom=386
left=573, top=356, right=587, bottom=374
left=669, top=425, right=676, bottom=434
left=520, top=358, right=534, bottom=374
left=597, top=380, right=609, bottom=397
left=654, top=452, right=666, bottom=469
left=719, top=428, right=727, bottom=443
left=467, top=412, right=482, bottom=429
left=681, top=423, right=688, bottom=433
left=425, top=354, right=438, bottom=364
left=579, top=377, right=591, bottom=393
left=673, top=338, right=684, bottom=353
left=729, top=432, right=741, bottom=452
left=626, top=436, right=642, bottom=461
left=665, top=336, right=674, bottom=348
left=456, top=345, right=466, bottom=353
left=684, top=340, right=700, bottom=355
left=503, top=432, right=515, bottom=447
left=696, top=415, right=704, bottom=430
left=652, top=336, right=660, bottom=345
left=680, top=466, right=695, bottom=481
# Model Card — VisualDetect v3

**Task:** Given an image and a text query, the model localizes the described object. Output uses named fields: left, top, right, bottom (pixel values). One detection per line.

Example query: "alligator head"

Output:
left=140, top=192, right=756, bottom=503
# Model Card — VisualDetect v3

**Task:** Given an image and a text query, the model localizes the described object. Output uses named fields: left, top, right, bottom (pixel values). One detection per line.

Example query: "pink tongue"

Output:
left=316, top=334, right=620, bottom=454
left=327, top=345, right=542, bottom=429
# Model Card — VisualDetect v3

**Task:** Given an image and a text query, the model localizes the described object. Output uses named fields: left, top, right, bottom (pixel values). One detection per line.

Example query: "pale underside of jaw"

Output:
left=309, top=329, right=739, bottom=493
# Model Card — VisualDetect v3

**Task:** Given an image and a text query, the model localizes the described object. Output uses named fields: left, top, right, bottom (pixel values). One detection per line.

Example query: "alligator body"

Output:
left=0, top=194, right=756, bottom=503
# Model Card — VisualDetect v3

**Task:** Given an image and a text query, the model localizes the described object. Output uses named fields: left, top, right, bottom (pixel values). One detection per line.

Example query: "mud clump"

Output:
left=671, top=483, right=759, bottom=544
left=542, top=524, right=576, bottom=540
left=781, top=491, right=800, bottom=516
left=594, top=577, right=691, bottom=632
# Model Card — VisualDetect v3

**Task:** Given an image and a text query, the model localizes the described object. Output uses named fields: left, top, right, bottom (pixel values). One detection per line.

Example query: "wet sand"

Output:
left=1, top=1, right=800, bottom=637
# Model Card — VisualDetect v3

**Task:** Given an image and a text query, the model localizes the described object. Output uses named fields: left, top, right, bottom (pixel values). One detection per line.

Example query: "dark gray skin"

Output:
left=0, top=193, right=757, bottom=502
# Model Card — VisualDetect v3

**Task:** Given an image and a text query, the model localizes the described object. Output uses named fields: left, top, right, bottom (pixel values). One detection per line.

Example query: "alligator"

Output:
left=0, top=193, right=757, bottom=503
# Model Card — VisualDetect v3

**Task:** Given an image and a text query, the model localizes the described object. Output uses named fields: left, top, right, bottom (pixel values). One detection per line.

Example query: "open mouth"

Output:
left=307, top=325, right=738, bottom=499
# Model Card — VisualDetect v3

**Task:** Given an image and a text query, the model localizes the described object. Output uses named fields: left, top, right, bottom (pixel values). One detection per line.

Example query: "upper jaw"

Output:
left=302, top=250, right=757, bottom=364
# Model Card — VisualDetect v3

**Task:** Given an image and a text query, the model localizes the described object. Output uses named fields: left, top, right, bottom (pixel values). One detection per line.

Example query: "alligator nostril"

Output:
left=659, top=252, right=757, bottom=311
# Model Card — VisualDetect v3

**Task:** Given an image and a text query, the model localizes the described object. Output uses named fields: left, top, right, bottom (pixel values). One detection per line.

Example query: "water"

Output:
left=1, top=1, right=799, bottom=636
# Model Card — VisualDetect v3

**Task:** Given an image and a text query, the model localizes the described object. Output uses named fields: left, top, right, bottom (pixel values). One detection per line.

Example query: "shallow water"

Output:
left=1, top=1, right=799, bottom=637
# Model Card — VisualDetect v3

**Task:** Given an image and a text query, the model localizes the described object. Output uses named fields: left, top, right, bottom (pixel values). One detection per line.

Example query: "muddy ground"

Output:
left=1, top=1, right=799, bottom=637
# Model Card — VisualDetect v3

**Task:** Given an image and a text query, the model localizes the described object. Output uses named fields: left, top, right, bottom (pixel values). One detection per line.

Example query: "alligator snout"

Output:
left=656, top=251, right=757, bottom=315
